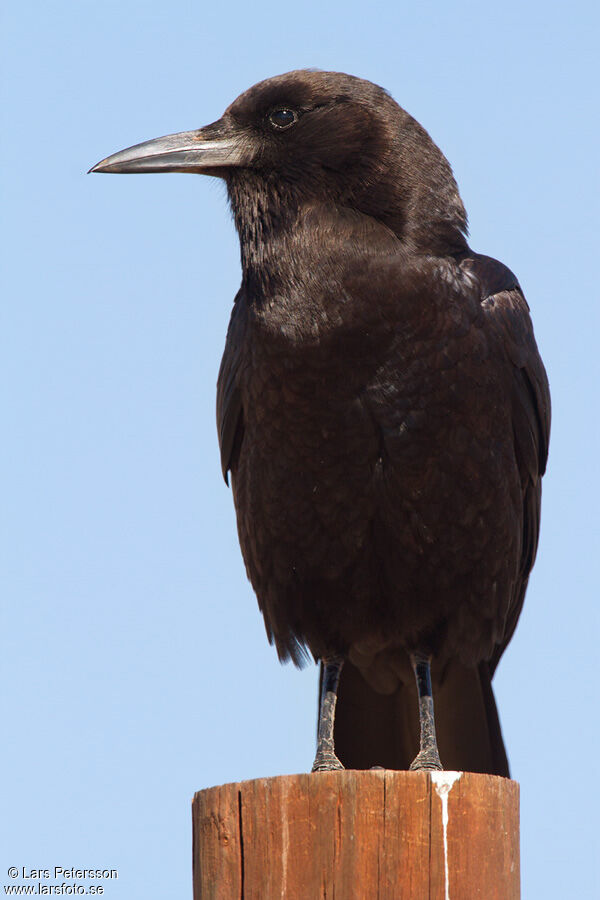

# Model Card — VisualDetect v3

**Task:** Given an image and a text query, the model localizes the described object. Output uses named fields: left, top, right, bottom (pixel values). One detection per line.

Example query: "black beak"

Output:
left=89, top=120, right=250, bottom=175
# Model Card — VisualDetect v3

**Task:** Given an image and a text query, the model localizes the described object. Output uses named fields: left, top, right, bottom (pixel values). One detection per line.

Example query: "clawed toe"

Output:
left=409, top=751, right=443, bottom=771
left=311, top=752, right=345, bottom=772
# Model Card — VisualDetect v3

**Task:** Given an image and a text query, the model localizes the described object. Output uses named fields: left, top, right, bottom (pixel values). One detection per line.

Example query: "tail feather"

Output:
left=331, top=658, right=509, bottom=777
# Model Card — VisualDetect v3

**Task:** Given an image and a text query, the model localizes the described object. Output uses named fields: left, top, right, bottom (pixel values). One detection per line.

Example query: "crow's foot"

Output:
left=311, top=751, right=344, bottom=772
left=409, top=750, right=443, bottom=771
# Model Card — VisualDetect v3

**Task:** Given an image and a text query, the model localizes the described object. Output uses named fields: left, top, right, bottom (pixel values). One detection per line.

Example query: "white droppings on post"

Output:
left=280, top=783, right=289, bottom=899
left=431, top=771, right=462, bottom=900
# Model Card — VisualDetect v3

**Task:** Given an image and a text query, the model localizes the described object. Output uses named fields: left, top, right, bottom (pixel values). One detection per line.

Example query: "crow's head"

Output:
left=91, top=70, right=467, bottom=254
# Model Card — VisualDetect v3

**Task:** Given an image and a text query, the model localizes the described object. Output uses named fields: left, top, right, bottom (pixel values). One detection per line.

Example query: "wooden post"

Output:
left=192, top=770, right=519, bottom=899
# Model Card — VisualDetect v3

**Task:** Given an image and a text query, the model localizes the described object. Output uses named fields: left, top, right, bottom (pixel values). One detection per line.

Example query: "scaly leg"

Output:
left=409, top=652, right=443, bottom=771
left=311, top=657, right=345, bottom=772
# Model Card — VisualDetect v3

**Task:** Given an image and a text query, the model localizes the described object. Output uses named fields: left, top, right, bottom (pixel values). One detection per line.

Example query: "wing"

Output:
left=461, top=253, right=551, bottom=671
left=216, top=289, right=247, bottom=484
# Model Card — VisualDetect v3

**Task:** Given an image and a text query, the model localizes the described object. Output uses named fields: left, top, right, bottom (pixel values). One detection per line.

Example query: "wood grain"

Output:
left=192, top=771, right=519, bottom=899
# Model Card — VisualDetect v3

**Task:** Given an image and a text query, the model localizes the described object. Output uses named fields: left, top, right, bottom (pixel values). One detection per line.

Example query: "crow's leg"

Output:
left=311, top=657, right=345, bottom=772
left=409, top=653, right=443, bottom=771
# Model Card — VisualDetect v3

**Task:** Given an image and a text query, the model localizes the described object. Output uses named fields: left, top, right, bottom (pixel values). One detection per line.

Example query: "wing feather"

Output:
left=464, top=256, right=550, bottom=670
left=216, top=290, right=247, bottom=484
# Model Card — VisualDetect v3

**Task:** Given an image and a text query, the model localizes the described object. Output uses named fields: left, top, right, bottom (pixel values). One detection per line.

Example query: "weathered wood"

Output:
left=192, top=770, right=519, bottom=899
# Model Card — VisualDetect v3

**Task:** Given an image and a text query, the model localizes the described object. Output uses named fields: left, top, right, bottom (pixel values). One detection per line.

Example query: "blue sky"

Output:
left=2, top=0, right=598, bottom=897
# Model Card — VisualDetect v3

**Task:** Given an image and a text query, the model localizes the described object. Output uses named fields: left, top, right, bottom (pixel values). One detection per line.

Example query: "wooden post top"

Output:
left=193, top=770, right=519, bottom=899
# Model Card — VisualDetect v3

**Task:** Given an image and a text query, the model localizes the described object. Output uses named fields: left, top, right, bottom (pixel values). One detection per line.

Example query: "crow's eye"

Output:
left=268, top=108, right=298, bottom=130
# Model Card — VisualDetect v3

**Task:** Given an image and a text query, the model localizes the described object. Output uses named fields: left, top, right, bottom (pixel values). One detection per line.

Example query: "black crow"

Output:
left=91, top=70, right=550, bottom=775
